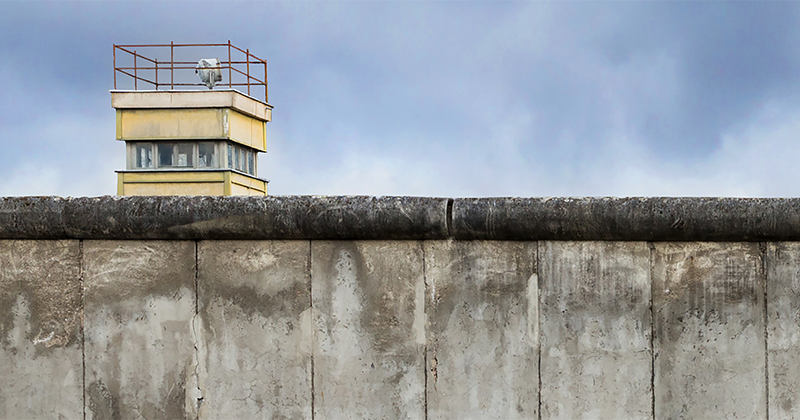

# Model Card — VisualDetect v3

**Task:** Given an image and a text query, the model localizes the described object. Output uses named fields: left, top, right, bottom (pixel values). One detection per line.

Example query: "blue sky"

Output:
left=2, top=1, right=800, bottom=197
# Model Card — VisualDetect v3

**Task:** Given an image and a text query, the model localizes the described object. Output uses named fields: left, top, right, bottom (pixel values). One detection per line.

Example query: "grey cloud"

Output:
left=1, top=2, right=799, bottom=196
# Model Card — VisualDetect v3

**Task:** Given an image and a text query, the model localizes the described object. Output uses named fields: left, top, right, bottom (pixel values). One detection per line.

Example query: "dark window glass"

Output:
left=199, top=143, right=216, bottom=168
left=235, top=147, right=242, bottom=171
left=176, top=143, right=193, bottom=167
left=135, top=144, right=152, bottom=169
left=158, top=143, right=174, bottom=167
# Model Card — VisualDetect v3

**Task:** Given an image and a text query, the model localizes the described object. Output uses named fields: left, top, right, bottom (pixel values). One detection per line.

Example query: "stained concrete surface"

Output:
left=539, top=241, right=652, bottom=420
left=10, top=196, right=800, bottom=241
left=0, top=195, right=451, bottom=240
left=83, top=240, right=196, bottom=420
left=653, top=242, right=765, bottom=420
left=0, top=240, right=83, bottom=419
left=198, top=240, right=311, bottom=419
left=0, top=232, right=794, bottom=419
left=767, top=243, right=800, bottom=419
left=311, top=241, right=426, bottom=419
left=452, top=197, right=800, bottom=241
left=424, top=240, right=538, bottom=419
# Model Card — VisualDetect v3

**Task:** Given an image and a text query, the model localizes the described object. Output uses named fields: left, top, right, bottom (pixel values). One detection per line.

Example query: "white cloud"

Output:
left=0, top=112, right=119, bottom=197
left=0, top=163, right=61, bottom=197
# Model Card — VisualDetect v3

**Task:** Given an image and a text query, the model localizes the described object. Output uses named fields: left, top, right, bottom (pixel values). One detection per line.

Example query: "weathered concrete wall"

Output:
left=83, top=241, right=197, bottom=420
left=424, top=240, right=538, bottom=419
left=197, top=240, right=311, bottom=419
left=539, top=241, right=651, bottom=420
left=652, top=243, right=766, bottom=419
left=312, top=241, right=426, bottom=419
left=768, top=243, right=800, bottom=419
left=5, top=196, right=800, bottom=419
left=0, top=240, right=82, bottom=419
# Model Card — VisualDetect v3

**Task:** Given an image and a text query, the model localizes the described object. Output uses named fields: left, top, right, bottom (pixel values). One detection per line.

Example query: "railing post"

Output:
left=113, top=45, right=117, bottom=90
left=262, top=60, right=269, bottom=103
left=112, top=42, right=267, bottom=98
left=228, top=40, right=233, bottom=89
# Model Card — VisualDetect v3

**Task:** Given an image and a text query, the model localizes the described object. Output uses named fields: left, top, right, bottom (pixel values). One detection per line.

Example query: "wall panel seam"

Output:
left=80, top=239, right=86, bottom=420
left=537, top=240, right=542, bottom=420
left=309, top=239, right=315, bottom=420
left=762, top=242, right=770, bottom=420
left=648, top=241, right=655, bottom=420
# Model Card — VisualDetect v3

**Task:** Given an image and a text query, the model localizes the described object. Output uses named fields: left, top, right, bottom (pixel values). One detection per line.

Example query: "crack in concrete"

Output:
left=648, top=241, right=656, bottom=420
left=192, top=241, right=204, bottom=419
left=421, top=240, right=428, bottom=420
left=537, top=240, right=542, bottom=420
left=762, top=242, right=770, bottom=420
left=309, top=240, right=315, bottom=420
left=80, top=239, right=86, bottom=420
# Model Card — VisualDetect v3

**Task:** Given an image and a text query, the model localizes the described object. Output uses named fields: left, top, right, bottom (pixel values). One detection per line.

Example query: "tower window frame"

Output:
left=127, top=141, right=257, bottom=176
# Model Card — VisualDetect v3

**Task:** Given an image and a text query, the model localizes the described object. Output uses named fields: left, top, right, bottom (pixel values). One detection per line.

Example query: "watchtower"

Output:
left=112, top=42, right=271, bottom=196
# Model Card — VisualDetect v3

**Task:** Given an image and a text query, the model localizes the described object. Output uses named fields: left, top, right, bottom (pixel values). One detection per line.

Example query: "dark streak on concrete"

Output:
left=0, top=240, right=82, bottom=351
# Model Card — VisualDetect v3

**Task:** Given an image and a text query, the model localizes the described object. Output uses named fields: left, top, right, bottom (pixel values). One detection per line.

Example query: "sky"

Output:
left=2, top=1, right=800, bottom=198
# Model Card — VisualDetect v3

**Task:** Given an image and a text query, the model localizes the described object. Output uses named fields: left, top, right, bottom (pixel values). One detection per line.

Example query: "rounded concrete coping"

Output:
left=2, top=196, right=800, bottom=241
left=453, top=197, right=800, bottom=241
left=0, top=196, right=449, bottom=240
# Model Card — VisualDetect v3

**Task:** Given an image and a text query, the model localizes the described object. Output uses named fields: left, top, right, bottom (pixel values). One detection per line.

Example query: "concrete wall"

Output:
left=2, top=196, right=800, bottom=419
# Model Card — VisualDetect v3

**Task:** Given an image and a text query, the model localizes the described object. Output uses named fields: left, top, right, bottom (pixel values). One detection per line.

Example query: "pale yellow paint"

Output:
left=223, top=171, right=232, bottom=195
left=230, top=171, right=268, bottom=194
left=118, top=171, right=266, bottom=196
left=111, top=90, right=272, bottom=121
left=116, top=108, right=267, bottom=152
left=117, top=108, right=225, bottom=140
left=122, top=170, right=226, bottom=183
left=113, top=90, right=270, bottom=196
left=229, top=184, right=251, bottom=196
left=123, top=182, right=226, bottom=196
left=228, top=109, right=267, bottom=151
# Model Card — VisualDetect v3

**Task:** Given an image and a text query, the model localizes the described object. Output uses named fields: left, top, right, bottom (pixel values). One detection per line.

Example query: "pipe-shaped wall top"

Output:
left=1, top=196, right=800, bottom=241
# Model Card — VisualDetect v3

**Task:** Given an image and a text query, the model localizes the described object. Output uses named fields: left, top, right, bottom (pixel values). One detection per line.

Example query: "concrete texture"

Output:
left=197, top=240, right=311, bottom=419
left=424, top=240, right=538, bottom=419
left=652, top=242, right=765, bottom=420
left=9, top=196, right=800, bottom=241
left=0, top=196, right=450, bottom=240
left=4, top=192, right=800, bottom=419
left=767, top=242, right=800, bottom=419
left=311, top=241, right=426, bottom=419
left=452, top=197, right=800, bottom=241
left=83, top=240, right=197, bottom=420
left=111, top=90, right=273, bottom=121
left=0, top=240, right=82, bottom=419
left=0, top=197, right=67, bottom=239
left=539, top=241, right=652, bottom=420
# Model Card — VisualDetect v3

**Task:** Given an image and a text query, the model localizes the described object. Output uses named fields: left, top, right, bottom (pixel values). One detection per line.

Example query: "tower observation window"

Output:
left=226, top=143, right=256, bottom=176
left=198, top=142, right=216, bottom=168
left=128, top=141, right=256, bottom=176
left=135, top=144, right=153, bottom=169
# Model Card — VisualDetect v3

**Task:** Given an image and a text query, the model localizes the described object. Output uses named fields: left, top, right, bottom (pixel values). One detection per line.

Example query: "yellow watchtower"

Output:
left=112, top=42, right=271, bottom=196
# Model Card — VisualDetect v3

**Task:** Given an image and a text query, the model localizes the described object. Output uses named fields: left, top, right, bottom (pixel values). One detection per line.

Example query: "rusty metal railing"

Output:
left=113, top=41, right=268, bottom=103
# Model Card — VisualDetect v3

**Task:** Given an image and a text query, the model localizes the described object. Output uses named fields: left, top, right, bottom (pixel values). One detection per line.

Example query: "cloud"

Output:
left=0, top=110, right=119, bottom=196
left=2, top=2, right=800, bottom=198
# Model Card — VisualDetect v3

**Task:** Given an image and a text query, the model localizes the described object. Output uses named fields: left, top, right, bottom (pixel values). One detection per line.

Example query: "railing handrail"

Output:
left=113, top=41, right=268, bottom=102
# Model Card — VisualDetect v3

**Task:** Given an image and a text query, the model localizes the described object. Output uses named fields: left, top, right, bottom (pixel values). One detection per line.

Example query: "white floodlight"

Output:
left=195, top=58, right=223, bottom=89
